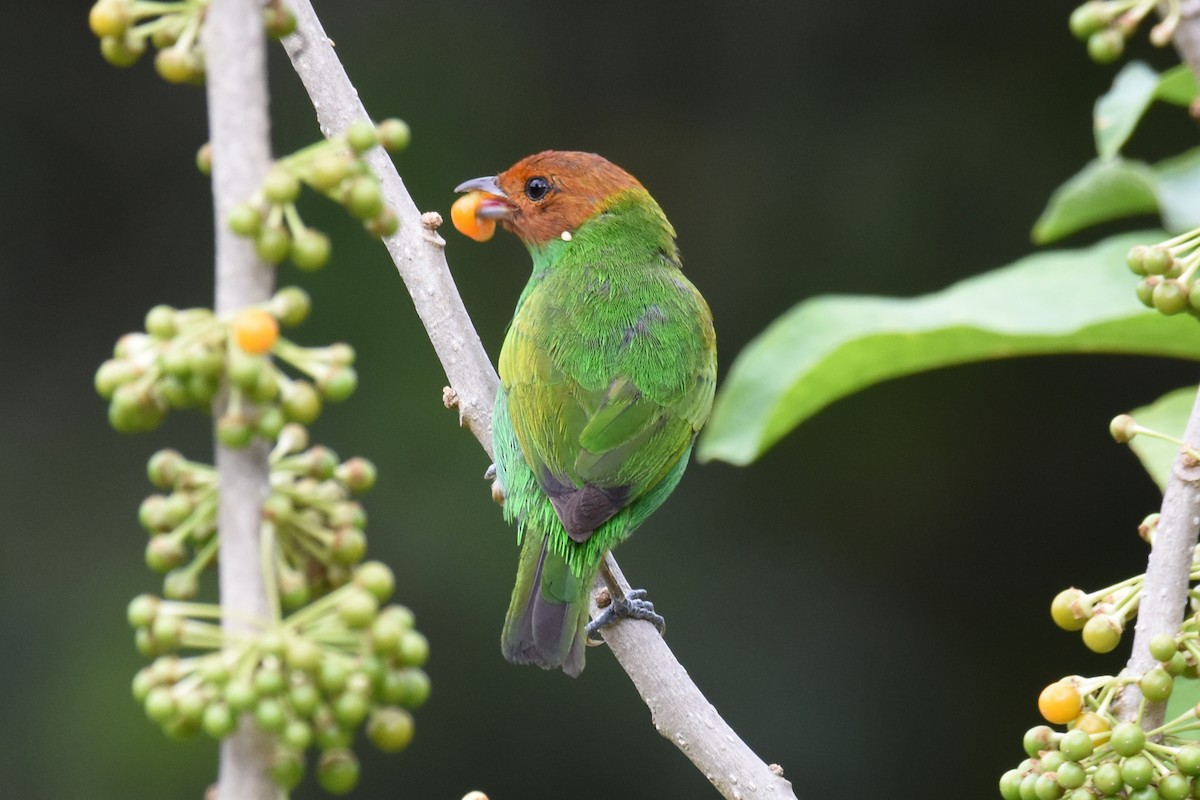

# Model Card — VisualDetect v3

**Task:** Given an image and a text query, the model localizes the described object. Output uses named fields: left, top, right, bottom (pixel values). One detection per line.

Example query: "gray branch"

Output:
left=1114, top=4, right=1200, bottom=725
left=203, top=0, right=278, bottom=797
left=280, top=3, right=796, bottom=798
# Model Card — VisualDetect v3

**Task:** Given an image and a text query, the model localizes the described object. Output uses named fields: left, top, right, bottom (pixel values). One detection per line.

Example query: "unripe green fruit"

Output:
left=147, top=449, right=185, bottom=489
left=263, top=166, right=301, bottom=204
left=367, top=706, right=415, bottom=752
left=317, top=748, right=360, bottom=795
left=256, top=225, right=291, bottom=265
left=1122, top=755, right=1154, bottom=789
left=283, top=718, right=313, bottom=750
left=1039, top=751, right=1065, bottom=774
left=309, top=154, right=350, bottom=192
left=155, top=48, right=196, bottom=85
left=332, top=689, right=370, bottom=728
left=163, top=569, right=199, bottom=600
left=289, top=680, right=320, bottom=717
left=256, top=405, right=286, bottom=439
left=255, top=697, right=286, bottom=732
left=1062, top=791, right=1091, bottom=800
left=196, top=143, right=212, bottom=175
left=381, top=668, right=430, bottom=708
left=337, top=587, right=379, bottom=627
left=1082, top=613, right=1122, bottom=653
left=365, top=207, right=400, bottom=237
left=397, top=630, right=430, bottom=667
left=1051, top=588, right=1091, bottom=631
left=1092, top=761, right=1123, bottom=795
left=1177, top=743, right=1200, bottom=775
left=1159, top=773, right=1191, bottom=800
left=1057, top=728, right=1092, bottom=762
left=254, top=664, right=286, bottom=697
left=271, top=286, right=311, bottom=327
left=109, top=383, right=167, bottom=433
left=346, top=176, right=384, bottom=219
left=217, top=413, right=254, bottom=449
left=100, top=33, right=146, bottom=67
left=999, top=769, right=1024, bottom=800
left=377, top=118, right=411, bottom=152
left=332, top=526, right=368, bottom=567
left=1034, top=773, right=1062, bottom=800
left=224, top=679, right=258, bottom=712
left=264, top=5, right=296, bottom=38
left=89, top=0, right=130, bottom=37
left=282, top=380, right=322, bottom=424
left=1128, top=786, right=1161, bottom=800
left=346, top=120, right=378, bottom=153
left=94, top=358, right=137, bottom=398
left=355, top=561, right=394, bottom=601
left=290, top=228, right=331, bottom=271
left=1137, top=277, right=1158, bottom=308
left=1153, top=279, right=1190, bottom=315
left=1088, top=28, right=1124, bottom=64
left=1150, top=632, right=1178, bottom=663
left=1139, top=667, right=1173, bottom=701
left=336, top=457, right=376, bottom=494
left=1110, top=721, right=1146, bottom=756
left=1018, top=772, right=1039, bottom=800
left=284, top=635, right=322, bottom=673
left=202, top=700, right=235, bottom=739
left=1145, top=246, right=1175, bottom=276
left=1054, top=762, right=1085, bottom=790
left=127, top=594, right=160, bottom=628
left=144, top=304, right=177, bottom=338
left=228, top=202, right=262, bottom=236
left=1069, top=2, right=1107, bottom=39
left=146, top=534, right=188, bottom=573
left=314, top=709, right=354, bottom=750
left=269, top=747, right=305, bottom=791
left=319, top=366, right=358, bottom=402
left=1127, top=244, right=1149, bottom=275
left=319, top=657, right=349, bottom=695
left=144, top=686, right=176, bottom=723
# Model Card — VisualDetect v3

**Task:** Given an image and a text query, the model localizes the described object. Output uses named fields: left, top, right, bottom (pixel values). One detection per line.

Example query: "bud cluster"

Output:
left=1069, top=0, right=1181, bottom=63
left=88, top=0, right=297, bottom=82
left=94, top=287, right=356, bottom=439
left=129, top=561, right=430, bottom=794
left=224, top=119, right=412, bottom=271
left=1128, top=228, right=1200, bottom=317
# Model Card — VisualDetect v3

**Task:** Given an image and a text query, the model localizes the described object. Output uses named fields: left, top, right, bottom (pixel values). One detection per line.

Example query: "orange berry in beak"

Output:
left=451, top=191, right=497, bottom=242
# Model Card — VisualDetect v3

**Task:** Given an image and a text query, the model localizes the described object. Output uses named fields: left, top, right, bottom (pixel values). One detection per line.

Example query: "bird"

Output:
left=454, top=151, right=716, bottom=677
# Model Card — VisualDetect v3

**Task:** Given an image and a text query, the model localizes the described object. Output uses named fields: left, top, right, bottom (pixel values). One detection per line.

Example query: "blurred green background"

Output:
left=5, top=1, right=1200, bottom=798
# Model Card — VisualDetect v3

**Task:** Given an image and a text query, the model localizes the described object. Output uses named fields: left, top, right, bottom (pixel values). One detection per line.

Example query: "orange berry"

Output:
left=1038, top=681, right=1083, bottom=725
left=450, top=191, right=496, bottom=242
left=231, top=309, right=279, bottom=355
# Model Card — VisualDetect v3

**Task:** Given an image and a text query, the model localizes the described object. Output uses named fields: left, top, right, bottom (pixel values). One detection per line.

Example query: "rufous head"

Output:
left=454, top=151, right=646, bottom=246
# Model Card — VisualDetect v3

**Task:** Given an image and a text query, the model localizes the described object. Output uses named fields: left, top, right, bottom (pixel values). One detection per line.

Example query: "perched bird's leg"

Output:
left=586, top=558, right=665, bottom=642
left=484, top=463, right=505, bottom=505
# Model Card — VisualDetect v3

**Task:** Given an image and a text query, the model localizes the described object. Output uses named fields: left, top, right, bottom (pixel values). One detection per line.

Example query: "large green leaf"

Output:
left=1094, top=61, right=1162, bottom=160
left=1031, top=159, right=1158, bottom=244
left=698, top=232, right=1200, bottom=466
left=1128, top=385, right=1197, bottom=491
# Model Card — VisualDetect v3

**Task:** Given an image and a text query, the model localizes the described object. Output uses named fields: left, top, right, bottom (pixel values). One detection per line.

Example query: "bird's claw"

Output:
left=483, top=463, right=497, bottom=481
left=585, top=588, right=665, bottom=643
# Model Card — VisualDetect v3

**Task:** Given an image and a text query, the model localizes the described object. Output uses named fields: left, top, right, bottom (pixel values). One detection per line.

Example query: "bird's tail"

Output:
left=500, top=532, right=594, bottom=678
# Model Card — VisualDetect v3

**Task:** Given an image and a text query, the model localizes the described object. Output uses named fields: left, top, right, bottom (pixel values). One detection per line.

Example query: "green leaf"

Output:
left=1095, top=61, right=1162, bottom=159
left=1032, top=158, right=1158, bottom=244
left=1128, top=385, right=1196, bottom=491
left=1155, top=147, right=1200, bottom=232
left=698, top=232, right=1200, bottom=466
left=1166, top=676, right=1200, bottom=740
left=1154, top=63, right=1199, bottom=107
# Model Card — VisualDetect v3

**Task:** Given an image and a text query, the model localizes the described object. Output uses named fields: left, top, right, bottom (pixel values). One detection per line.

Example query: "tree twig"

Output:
left=203, top=0, right=277, bottom=797
left=1114, top=7, right=1200, bottom=725
left=279, top=3, right=796, bottom=797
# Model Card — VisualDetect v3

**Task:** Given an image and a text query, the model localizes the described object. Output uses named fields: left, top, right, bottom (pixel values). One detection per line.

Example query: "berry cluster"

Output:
left=1049, top=513, right=1163, bottom=654
left=1069, top=0, right=1181, bottom=63
left=129, top=561, right=429, bottom=794
left=1001, top=626, right=1200, bottom=800
left=1128, top=232, right=1200, bottom=318
left=94, top=287, right=355, bottom=439
left=138, top=424, right=375, bottom=604
left=88, top=0, right=296, bottom=82
left=222, top=119, right=412, bottom=271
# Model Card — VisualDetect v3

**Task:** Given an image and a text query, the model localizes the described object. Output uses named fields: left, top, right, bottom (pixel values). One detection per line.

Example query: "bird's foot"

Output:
left=586, top=588, right=665, bottom=643
left=484, top=464, right=505, bottom=504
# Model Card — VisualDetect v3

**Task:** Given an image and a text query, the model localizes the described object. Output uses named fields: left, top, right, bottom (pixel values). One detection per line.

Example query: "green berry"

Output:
left=255, top=697, right=286, bottom=732
left=94, top=358, right=137, bottom=398
left=255, top=225, right=291, bottom=265
left=317, top=748, right=360, bottom=795
left=145, top=534, right=187, bottom=573
left=337, top=587, right=379, bottom=627
left=1088, top=28, right=1124, bottom=64
left=1128, top=786, right=1161, bottom=800
left=1069, top=2, right=1108, bottom=39
left=228, top=202, right=262, bottom=236
left=282, top=718, right=313, bottom=750
left=1111, top=721, right=1146, bottom=756
left=282, top=380, right=322, bottom=424
left=367, top=707, right=415, bottom=753
left=263, top=166, right=301, bottom=204
left=89, top=0, right=130, bottom=37
left=1050, top=588, right=1091, bottom=631
left=1018, top=772, right=1039, bottom=800
left=155, top=48, right=197, bottom=85
left=346, top=176, right=384, bottom=219
left=1127, top=244, right=1149, bottom=275
left=254, top=663, right=286, bottom=696
left=144, top=686, right=176, bottom=723
left=256, top=405, right=285, bottom=439
left=1062, top=790, right=1092, bottom=800
left=1145, top=246, right=1176, bottom=275
left=1000, top=769, right=1024, bottom=800
left=1139, top=667, right=1173, bottom=701
left=127, top=594, right=160, bottom=628
left=318, top=657, right=349, bottom=695
left=217, top=413, right=254, bottom=449
left=1092, top=761, right=1123, bottom=795
left=203, top=701, right=235, bottom=738
left=314, top=709, right=354, bottom=750
left=288, top=680, right=320, bottom=717
left=397, top=630, right=430, bottom=667
left=1150, top=632, right=1178, bottom=663
left=109, top=383, right=167, bottom=432
left=100, top=33, right=146, bottom=67
left=377, top=118, right=411, bottom=152
left=1118, top=758, right=1156, bottom=786
left=318, top=366, right=357, bottom=402
left=381, top=668, right=430, bottom=708
left=1177, top=743, right=1200, bottom=775
left=346, top=120, right=378, bottom=153
left=1054, top=762, right=1085, bottom=790
left=1039, top=751, right=1065, bottom=774
left=1137, top=277, right=1158, bottom=308
left=1153, top=279, right=1190, bottom=315
left=309, top=154, right=350, bottom=192
left=355, top=561, right=394, bottom=601
left=1159, top=772, right=1191, bottom=800
left=1034, top=773, right=1062, bottom=800
left=264, top=4, right=296, bottom=38
left=196, top=143, right=212, bottom=175
left=336, top=457, right=376, bottom=495
left=332, top=526, right=368, bottom=567
left=144, top=304, right=177, bottom=338
left=224, top=679, right=258, bottom=712
left=269, top=747, right=305, bottom=791
left=270, top=286, right=311, bottom=327
left=1057, top=728, right=1092, bottom=762
left=289, top=227, right=331, bottom=271
left=365, top=207, right=400, bottom=237
left=1082, top=613, right=1122, bottom=653
left=332, top=689, right=370, bottom=728
left=284, top=635, right=322, bottom=673
left=147, top=449, right=185, bottom=489
left=163, top=569, right=199, bottom=600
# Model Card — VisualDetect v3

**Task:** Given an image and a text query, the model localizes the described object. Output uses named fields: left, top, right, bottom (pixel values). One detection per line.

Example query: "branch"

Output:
left=1115, top=6, right=1200, bottom=724
left=279, top=4, right=796, bottom=798
left=203, top=0, right=277, bottom=797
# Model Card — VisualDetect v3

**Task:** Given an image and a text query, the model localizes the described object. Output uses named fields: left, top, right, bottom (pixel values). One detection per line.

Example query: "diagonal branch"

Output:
left=279, top=3, right=796, bottom=798
left=1114, top=5, right=1200, bottom=725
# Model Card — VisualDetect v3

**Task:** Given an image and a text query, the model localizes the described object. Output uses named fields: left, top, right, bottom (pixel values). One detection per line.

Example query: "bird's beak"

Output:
left=454, top=176, right=514, bottom=220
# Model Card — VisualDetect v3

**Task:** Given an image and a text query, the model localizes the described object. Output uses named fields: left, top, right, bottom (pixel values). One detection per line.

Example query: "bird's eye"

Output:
left=524, top=176, right=551, bottom=202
